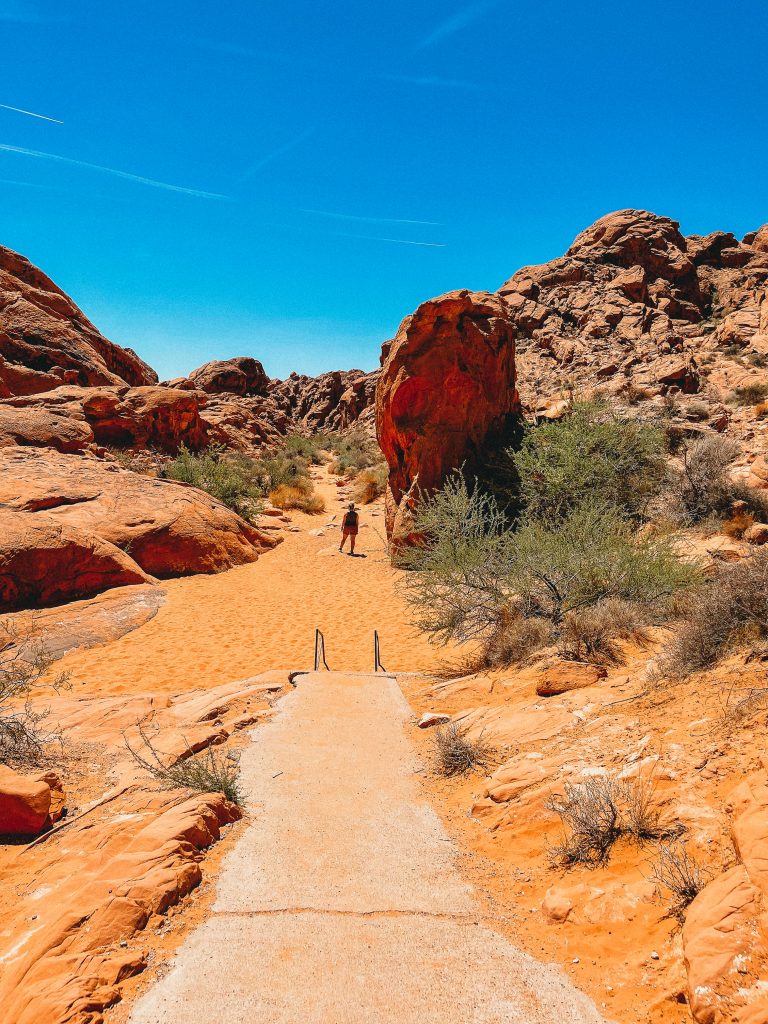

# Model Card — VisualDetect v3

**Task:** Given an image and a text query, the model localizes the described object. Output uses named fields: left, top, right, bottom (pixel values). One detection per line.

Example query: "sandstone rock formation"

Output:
left=376, top=290, right=519, bottom=543
left=269, top=368, right=379, bottom=433
left=0, top=448, right=279, bottom=609
left=170, top=355, right=270, bottom=397
left=0, top=384, right=208, bottom=453
left=0, top=244, right=156, bottom=396
left=499, top=208, right=768, bottom=412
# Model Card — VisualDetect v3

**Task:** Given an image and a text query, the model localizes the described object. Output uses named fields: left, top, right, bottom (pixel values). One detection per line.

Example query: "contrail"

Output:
left=416, top=0, right=502, bottom=50
left=335, top=232, right=447, bottom=247
left=239, top=127, right=316, bottom=182
left=301, top=208, right=441, bottom=227
left=0, top=143, right=227, bottom=198
left=0, top=102, right=63, bottom=123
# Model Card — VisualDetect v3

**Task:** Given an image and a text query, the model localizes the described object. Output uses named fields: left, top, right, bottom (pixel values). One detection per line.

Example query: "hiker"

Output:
left=339, top=502, right=359, bottom=554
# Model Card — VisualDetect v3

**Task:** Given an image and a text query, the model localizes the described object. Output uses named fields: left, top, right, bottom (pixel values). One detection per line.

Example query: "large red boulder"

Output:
left=376, top=289, right=519, bottom=544
left=0, top=511, right=153, bottom=610
left=0, top=244, right=156, bottom=397
left=0, top=766, right=64, bottom=836
left=0, top=448, right=280, bottom=609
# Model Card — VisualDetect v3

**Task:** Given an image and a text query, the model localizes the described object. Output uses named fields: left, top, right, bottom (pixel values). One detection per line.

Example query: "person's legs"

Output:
left=350, top=532, right=356, bottom=555
left=339, top=530, right=347, bottom=551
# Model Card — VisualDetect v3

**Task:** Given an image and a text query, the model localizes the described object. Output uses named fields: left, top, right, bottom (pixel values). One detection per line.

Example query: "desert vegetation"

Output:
left=0, top=623, right=68, bottom=766
left=432, top=721, right=496, bottom=777
left=125, top=722, right=243, bottom=805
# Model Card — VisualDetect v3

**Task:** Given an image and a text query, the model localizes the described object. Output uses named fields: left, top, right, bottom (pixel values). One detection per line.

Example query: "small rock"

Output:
left=418, top=712, right=451, bottom=729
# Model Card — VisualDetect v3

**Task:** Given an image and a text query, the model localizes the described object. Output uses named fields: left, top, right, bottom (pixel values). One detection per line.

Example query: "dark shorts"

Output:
left=342, top=527, right=358, bottom=536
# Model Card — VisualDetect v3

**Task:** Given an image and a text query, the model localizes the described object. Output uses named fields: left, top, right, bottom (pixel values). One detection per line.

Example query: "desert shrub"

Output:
left=685, top=401, right=711, bottom=422
left=0, top=624, right=69, bottom=766
left=547, top=776, right=623, bottom=866
left=727, top=381, right=768, bottom=406
left=403, top=479, right=697, bottom=651
left=256, top=452, right=311, bottom=491
left=669, top=435, right=746, bottom=522
left=326, top=430, right=379, bottom=476
left=659, top=550, right=768, bottom=677
left=125, top=724, right=243, bottom=804
left=651, top=841, right=708, bottom=920
left=269, top=482, right=325, bottom=513
left=620, top=381, right=652, bottom=405
left=353, top=465, right=388, bottom=504
left=754, top=401, right=768, bottom=419
left=548, top=775, right=669, bottom=867
left=748, top=352, right=768, bottom=369
left=481, top=613, right=554, bottom=668
left=662, top=390, right=681, bottom=416
left=722, top=508, right=755, bottom=538
left=432, top=721, right=495, bottom=777
left=558, top=598, right=651, bottom=664
left=161, top=445, right=264, bottom=522
left=512, top=402, right=667, bottom=521
left=282, top=433, right=326, bottom=464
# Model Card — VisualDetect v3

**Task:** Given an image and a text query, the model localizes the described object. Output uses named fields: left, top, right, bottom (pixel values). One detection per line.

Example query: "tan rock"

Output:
left=535, top=661, right=607, bottom=697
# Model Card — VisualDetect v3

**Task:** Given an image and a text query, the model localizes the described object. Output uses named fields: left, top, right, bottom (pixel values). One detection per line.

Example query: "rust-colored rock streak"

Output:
left=376, top=289, right=519, bottom=543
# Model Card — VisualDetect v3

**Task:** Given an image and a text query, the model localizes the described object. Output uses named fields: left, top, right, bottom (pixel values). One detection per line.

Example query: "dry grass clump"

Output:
left=651, top=841, right=708, bottom=920
left=727, top=381, right=768, bottom=405
left=125, top=724, right=243, bottom=805
left=722, top=508, right=755, bottom=538
left=0, top=623, right=69, bottom=766
left=353, top=465, right=388, bottom=504
left=482, top=614, right=554, bottom=669
left=432, top=721, right=495, bottom=777
left=558, top=598, right=651, bottom=664
left=669, top=435, right=768, bottom=524
left=547, top=774, right=669, bottom=867
left=269, top=483, right=325, bottom=513
left=753, top=401, right=768, bottom=419
left=659, top=550, right=768, bottom=678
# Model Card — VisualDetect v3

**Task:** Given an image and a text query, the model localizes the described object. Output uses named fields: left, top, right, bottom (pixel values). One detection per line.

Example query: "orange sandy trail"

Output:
left=56, top=470, right=445, bottom=696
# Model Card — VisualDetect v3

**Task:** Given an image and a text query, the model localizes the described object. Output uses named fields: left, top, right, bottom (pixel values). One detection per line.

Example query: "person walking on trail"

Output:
left=339, top=502, right=359, bottom=555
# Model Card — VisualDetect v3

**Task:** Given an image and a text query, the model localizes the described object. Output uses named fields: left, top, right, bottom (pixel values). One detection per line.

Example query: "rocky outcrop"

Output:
left=171, top=356, right=270, bottom=397
left=0, top=766, right=65, bottom=836
left=498, top=209, right=768, bottom=411
left=0, top=385, right=208, bottom=453
left=0, top=448, right=279, bottom=610
left=376, top=290, right=519, bottom=543
left=268, top=368, right=379, bottom=433
left=682, top=766, right=768, bottom=1023
left=0, top=244, right=157, bottom=397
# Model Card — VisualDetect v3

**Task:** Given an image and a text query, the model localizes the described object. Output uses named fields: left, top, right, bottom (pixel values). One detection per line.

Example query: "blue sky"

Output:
left=1, top=0, right=766, bottom=381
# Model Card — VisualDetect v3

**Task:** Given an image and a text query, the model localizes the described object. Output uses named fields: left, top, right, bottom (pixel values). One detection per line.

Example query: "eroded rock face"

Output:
left=0, top=448, right=279, bottom=609
left=0, top=385, right=208, bottom=453
left=269, top=368, right=379, bottom=433
left=0, top=244, right=157, bottom=397
left=376, top=290, right=519, bottom=543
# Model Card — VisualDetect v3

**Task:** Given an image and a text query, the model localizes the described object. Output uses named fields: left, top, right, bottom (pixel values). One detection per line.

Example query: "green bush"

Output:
left=281, top=433, right=327, bottom=464
left=401, top=477, right=698, bottom=662
left=727, top=381, right=768, bottom=405
left=161, top=445, right=264, bottom=522
left=511, top=402, right=667, bottom=521
left=326, top=429, right=379, bottom=475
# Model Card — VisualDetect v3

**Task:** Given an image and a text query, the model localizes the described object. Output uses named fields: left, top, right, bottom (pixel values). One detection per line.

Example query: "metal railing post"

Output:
left=374, top=630, right=386, bottom=673
left=314, top=628, right=330, bottom=671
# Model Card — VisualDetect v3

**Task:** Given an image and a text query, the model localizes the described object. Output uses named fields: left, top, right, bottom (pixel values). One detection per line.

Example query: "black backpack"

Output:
left=343, top=510, right=358, bottom=529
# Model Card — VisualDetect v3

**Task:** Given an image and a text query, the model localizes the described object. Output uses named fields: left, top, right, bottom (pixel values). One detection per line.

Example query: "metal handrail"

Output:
left=314, top=628, right=330, bottom=671
left=374, top=630, right=386, bottom=673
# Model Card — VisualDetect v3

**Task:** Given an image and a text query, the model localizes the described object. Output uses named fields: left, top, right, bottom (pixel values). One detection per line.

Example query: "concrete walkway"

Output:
left=129, top=672, right=607, bottom=1024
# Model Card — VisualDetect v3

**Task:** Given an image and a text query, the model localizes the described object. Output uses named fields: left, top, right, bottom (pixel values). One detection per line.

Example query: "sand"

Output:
left=54, top=470, right=446, bottom=696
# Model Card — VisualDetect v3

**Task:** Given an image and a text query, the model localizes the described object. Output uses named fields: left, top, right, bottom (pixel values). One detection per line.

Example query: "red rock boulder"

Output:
left=0, top=448, right=279, bottom=600
left=376, top=290, right=519, bottom=544
left=0, top=385, right=208, bottom=453
left=0, top=766, right=65, bottom=836
left=177, top=356, right=270, bottom=397
left=0, top=510, right=153, bottom=610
